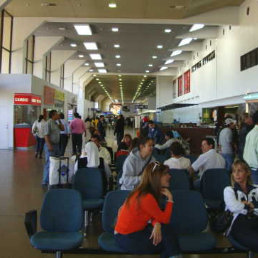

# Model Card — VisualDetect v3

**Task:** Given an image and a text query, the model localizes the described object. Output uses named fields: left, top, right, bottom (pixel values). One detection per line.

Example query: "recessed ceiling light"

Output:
left=171, top=50, right=182, bottom=57
left=94, top=62, right=105, bottom=67
left=116, top=63, right=121, bottom=67
left=74, top=24, right=92, bottom=35
left=145, top=70, right=150, bottom=73
left=160, top=66, right=168, bottom=71
left=98, top=69, right=107, bottom=73
left=90, top=53, right=102, bottom=60
left=157, top=45, right=163, bottom=49
left=84, top=62, right=89, bottom=66
left=148, top=64, right=153, bottom=67
left=164, top=28, right=171, bottom=33
left=144, top=75, right=147, bottom=78
left=165, top=59, right=174, bottom=65
left=89, top=69, right=94, bottom=72
left=178, top=38, right=192, bottom=47
left=108, top=2, right=117, bottom=8
left=115, top=55, right=121, bottom=58
left=152, top=56, right=157, bottom=59
left=190, top=24, right=205, bottom=32
left=114, top=44, right=120, bottom=48
left=70, top=43, right=77, bottom=47
left=118, top=74, right=122, bottom=77
left=58, top=27, right=66, bottom=31
left=112, top=27, right=119, bottom=32
left=78, top=54, right=84, bottom=58
left=96, top=78, right=99, bottom=81
left=119, top=78, right=122, bottom=81
left=83, top=42, right=98, bottom=50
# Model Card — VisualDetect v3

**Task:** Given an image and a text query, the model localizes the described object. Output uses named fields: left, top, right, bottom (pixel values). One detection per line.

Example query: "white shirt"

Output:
left=164, top=157, right=191, bottom=170
left=32, top=120, right=46, bottom=138
left=155, top=139, right=176, bottom=150
left=99, top=146, right=112, bottom=165
left=192, top=149, right=226, bottom=178
left=219, top=127, right=233, bottom=154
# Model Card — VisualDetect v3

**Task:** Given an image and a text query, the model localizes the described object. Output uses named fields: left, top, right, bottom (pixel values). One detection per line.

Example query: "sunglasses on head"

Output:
left=152, top=161, right=160, bottom=172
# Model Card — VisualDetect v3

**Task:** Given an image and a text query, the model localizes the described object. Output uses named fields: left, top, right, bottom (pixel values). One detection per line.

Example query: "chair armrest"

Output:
left=24, top=210, right=37, bottom=238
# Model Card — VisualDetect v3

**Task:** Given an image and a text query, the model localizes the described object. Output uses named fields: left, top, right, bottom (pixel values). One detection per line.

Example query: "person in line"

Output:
left=115, top=162, right=181, bottom=258
left=59, top=113, right=70, bottom=156
left=120, top=137, right=155, bottom=190
left=155, top=131, right=175, bottom=151
left=188, top=138, right=225, bottom=189
left=224, top=160, right=258, bottom=252
left=97, top=115, right=106, bottom=141
left=219, top=118, right=236, bottom=171
left=70, top=112, right=86, bottom=155
left=32, top=114, right=46, bottom=158
left=148, top=120, right=164, bottom=145
left=114, top=114, right=125, bottom=146
left=43, top=110, right=64, bottom=186
left=243, top=110, right=258, bottom=185
left=164, top=142, right=191, bottom=170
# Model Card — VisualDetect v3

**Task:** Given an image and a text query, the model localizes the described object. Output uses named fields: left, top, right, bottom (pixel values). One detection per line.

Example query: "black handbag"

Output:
left=210, top=210, right=233, bottom=233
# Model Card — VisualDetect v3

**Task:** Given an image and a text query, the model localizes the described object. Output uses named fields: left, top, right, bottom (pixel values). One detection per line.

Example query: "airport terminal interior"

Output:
left=0, top=0, right=258, bottom=257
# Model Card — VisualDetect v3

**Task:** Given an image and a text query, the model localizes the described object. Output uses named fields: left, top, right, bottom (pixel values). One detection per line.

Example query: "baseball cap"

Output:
left=225, top=118, right=236, bottom=125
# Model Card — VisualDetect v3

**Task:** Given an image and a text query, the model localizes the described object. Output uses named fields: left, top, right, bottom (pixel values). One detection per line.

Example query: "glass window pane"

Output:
left=1, top=49, right=10, bottom=73
left=3, top=12, right=12, bottom=50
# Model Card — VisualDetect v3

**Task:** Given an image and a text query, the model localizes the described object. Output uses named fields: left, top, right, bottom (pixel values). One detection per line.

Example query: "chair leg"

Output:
left=55, top=251, right=62, bottom=258
left=247, top=251, right=254, bottom=258
left=84, top=210, right=88, bottom=237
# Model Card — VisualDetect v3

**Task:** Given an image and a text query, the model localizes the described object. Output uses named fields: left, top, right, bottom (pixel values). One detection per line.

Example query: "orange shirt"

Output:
left=115, top=192, right=173, bottom=235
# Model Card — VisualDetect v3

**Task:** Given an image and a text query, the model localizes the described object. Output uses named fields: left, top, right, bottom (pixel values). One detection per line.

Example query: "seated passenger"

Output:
left=224, top=160, right=258, bottom=252
left=117, top=134, right=132, bottom=152
left=115, top=162, right=181, bottom=258
left=120, top=137, right=155, bottom=190
left=155, top=131, right=175, bottom=151
left=188, top=138, right=225, bottom=188
left=164, top=142, right=191, bottom=170
left=148, top=120, right=164, bottom=145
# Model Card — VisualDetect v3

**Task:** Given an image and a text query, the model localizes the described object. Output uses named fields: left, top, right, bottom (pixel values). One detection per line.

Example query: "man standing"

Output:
left=70, top=112, right=86, bottom=155
left=98, top=115, right=106, bottom=141
left=43, top=110, right=64, bottom=186
left=59, top=113, right=70, bottom=156
left=114, top=114, right=125, bottom=146
left=218, top=118, right=236, bottom=171
left=243, top=110, right=258, bottom=184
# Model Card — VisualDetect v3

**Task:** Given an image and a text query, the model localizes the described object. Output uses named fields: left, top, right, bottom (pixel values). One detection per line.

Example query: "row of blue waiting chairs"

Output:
left=25, top=188, right=253, bottom=258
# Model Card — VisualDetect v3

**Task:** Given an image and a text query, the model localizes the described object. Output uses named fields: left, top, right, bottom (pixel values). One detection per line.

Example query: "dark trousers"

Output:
left=231, top=214, right=258, bottom=252
left=72, top=134, right=82, bottom=155
left=36, top=136, right=45, bottom=156
left=116, top=132, right=124, bottom=146
left=59, top=134, right=68, bottom=156
left=115, top=224, right=180, bottom=258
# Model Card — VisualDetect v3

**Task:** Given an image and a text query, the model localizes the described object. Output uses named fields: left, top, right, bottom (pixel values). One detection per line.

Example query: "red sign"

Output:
left=184, top=70, right=190, bottom=94
left=14, top=93, right=41, bottom=106
left=178, top=76, right=183, bottom=97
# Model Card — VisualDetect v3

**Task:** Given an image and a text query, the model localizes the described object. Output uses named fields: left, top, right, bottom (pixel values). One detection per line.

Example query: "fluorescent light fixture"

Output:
left=89, top=69, right=94, bottom=72
left=171, top=50, right=182, bottom=57
left=90, top=53, right=102, bottom=60
left=74, top=24, right=92, bottom=35
left=165, top=59, right=174, bottom=65
left=108, top=2, right=117, bottom=8
left=83, top=42, right=98, bottom=50
left=115, top=55, right=121, bottom=58
left=148, top=64, right=153, bottom=67
left=190, top=24, right=205, bottom=32
left=70, top=43, right=77, bottom=47
left=157, top=45, right=163, bottom=49
left=84, top=63, right=90, bottom=66
left=164, top=28, right=171, bottom=33
left=78, top=54, right=84, bottom=58
left=178, top=38, right=192, bottom=46
left=114, top=44, right=120, bottom=48
left=112, top=27, right=119, bottom=32
left=118, top=74, right=122, bottom=77
left=116, top=63, right=121, bottom=67
left=94, top=62, right=105, bottom=67
left=160, top=66, right=168, bottom=71
left=152, top=55, right=157, bottom=59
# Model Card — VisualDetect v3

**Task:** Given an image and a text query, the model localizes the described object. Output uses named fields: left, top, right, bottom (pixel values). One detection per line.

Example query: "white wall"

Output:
left=156, top=76, right=174, bottom=108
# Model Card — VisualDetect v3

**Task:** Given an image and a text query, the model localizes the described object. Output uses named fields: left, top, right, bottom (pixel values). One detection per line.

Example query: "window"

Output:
left=44, top=52, right=51, bottom=82
left=241, top=48, right=258, bottom=71
left=0, top=10, right=13, bottom=73
left=25, top=35, right=35, bottom=74
left=60, top=64, right=64, bottom=89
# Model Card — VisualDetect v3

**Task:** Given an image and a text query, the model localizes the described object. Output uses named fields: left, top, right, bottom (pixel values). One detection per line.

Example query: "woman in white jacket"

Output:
left=224, top=160, right=258, bottom=252
left=32, top=115, right=46, bottom=158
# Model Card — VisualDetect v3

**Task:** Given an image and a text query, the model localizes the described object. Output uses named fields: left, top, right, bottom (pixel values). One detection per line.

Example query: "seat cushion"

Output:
left=228, top=234, right=248, bottom=251
left=82, top=199, right=104, bottom=210
left=179, top=232, right=216, bottom=251
left=98, top=232, right=125, bottom=253
left=31, top=231, right=83, bottom=251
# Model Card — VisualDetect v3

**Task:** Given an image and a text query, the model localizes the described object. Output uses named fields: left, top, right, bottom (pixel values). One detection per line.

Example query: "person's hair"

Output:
left=231, top=159, right=252, bottom=186
left=165, top=131, right=174, bottom=139
left=148, top=120, right=154, bottom=125
left=100, top=115, right=104, bottom=118
left=252, top=110, right=258, bottom=124
left=170, top=142, right=185, bottom=156
left=59, top=113, right=64, bottom=119
left=91, top=134, right=101, bottom=142
left=74, top=112, right=80, bottom=118
left=38, top=115, right=44, bottom=122
left=138, top=137, right=153, bottom=150
left=49, top=110, right=57, bottom=119
left=130, top=137, right=140, bottom=151
left=202, top=137, right=215, bottom=149
left=125, top=162, right=169, bottom=207
left=85, top=117, right=90, bottom=122
left=123, top=134, right=132, bottom=143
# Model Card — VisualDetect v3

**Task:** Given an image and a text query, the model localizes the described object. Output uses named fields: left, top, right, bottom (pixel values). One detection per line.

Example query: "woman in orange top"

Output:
left=115, top=162, right=181, bottom=258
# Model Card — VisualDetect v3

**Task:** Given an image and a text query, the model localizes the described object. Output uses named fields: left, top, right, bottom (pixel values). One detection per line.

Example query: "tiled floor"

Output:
left=0, top=128, right=255, bottom=258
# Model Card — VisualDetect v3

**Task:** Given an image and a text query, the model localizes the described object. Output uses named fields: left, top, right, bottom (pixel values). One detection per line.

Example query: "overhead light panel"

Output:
left=190, top=24, right=205, bottom=32
left=157, top=45, right=163, bottom=49
left=112, top=27, right=119, bottom=32
left=84, top=62, right=89, bottom=66
left=70, top=43, right=77, bottom=48
left=152, top=56, right=157, bottom=59
left=160, top=66, right=168, bottom=71
left=115, top=55, right=121, bottom=58
left=114, top=44, right=120, bottom=48
left=78, top=54, right=84, bottom=58
left=178, top=38, right=192, bottom=47
left=164, top=28, right=171, bottom=33
left=89, top=69, right=94, bottom=72
left=171, top=50, right=182, bottom=57
left=108, top=2, right=117, bottom=8
left=145, top=70, right=150, bottom=73
left=98, top=69, right=107, bottom=73
left=90, top=53, right=102, bottom=60
left=74, top=24, right=92, bottom=35
left=116, top=63, right=121, bottom=66
left=165, top=59, right=174, bottom=65
left=94, top=62, right=105, bottom=67
left=83, top=42, right=98, bottom=50
left=148, top=64, right=153, bottom=67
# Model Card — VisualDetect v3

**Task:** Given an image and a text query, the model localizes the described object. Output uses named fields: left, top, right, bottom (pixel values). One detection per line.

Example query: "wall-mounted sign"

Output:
left=55, top=90, right=65, bottom=101
left=44, top=86, right=55, bottom=105
left=184, top=70, right=190, bottom=94
left=14, top=93, right=41, bottom=106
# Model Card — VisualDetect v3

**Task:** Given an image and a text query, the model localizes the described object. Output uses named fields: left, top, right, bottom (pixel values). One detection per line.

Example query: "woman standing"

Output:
left=32, top=115, right=46, bottom=158
left=224, top=160, right=258, bottom=251
left=115, top=162, right=181, bottom=258
left=84, top=117, right=92, bottom=143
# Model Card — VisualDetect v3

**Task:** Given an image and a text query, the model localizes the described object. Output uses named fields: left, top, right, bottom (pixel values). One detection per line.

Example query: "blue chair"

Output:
left=98, top=190, right=130, bottom=252
left=185, top=154, right=197, bottom=164
left=25, top=189, right=83, bottom=258
left=169, top=169, right=190, bottom=190
left=170, top=190, right=216, bottom=252
left=115, top=154, right=128, bottom=187
left=200, top=168, right=230, bottom=209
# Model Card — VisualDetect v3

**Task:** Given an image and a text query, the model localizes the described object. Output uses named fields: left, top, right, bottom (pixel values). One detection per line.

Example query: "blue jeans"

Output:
left=115, top=224, right=180, bottom=258
left=251, top=168, right=258, bottom=185
left=42, top=144, right=60, bottom=185
left=36, top=136, right=45, bottom=155
left=221, top=153, right=234, bottom=172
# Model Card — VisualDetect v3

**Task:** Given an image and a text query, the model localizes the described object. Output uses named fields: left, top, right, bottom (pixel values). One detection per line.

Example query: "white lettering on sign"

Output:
left=15, top=98, right=29, bottom=102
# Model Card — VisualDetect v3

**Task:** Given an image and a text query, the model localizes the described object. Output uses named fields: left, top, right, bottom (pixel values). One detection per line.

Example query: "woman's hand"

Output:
left=150, top=223, right=162, bottom=246
left=161, top=188, right=173, bottom=202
